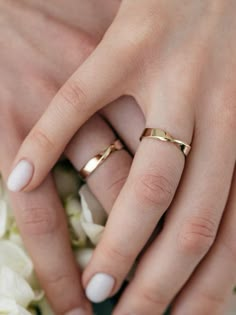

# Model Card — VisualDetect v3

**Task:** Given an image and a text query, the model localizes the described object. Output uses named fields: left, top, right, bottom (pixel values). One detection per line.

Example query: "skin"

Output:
left=0, top=1, right=126, bottom=314
left=2, top=0, right=236, bottom=314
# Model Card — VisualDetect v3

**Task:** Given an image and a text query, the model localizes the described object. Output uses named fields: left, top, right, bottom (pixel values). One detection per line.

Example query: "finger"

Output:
left=112, top=116, right=235, bottom=314
left=0, top=134, right=92, bottom=315
left=101, top=96, right=145, bottom=154
left=82, top=108, right=193, bottom=303
left=65, top=114, right=132, bottom=213
left=171, top=168, right=236, bottom=315
left=7, top=13, right=137, bottom=193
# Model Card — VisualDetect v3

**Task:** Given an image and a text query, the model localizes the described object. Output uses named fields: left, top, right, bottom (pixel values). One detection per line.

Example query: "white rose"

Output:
left=35, top=297, right=55, bottom=315
left=0, top=266, right=35, bottom=308
left=75, top=248, right=94, bottom=270
left=0, top=297, right=31, bottom=315
left=0, top=241, right=33, bottom=279
left=79, top=185, right=106, bottom=246
left=65, top=196, right=87, bottom=247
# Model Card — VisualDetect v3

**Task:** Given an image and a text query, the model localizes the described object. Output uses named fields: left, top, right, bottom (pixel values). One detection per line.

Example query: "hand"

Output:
left=7, top=0, right=236, bottom=314
left=0, top=4, right=143, bottom=314
left=0, top=2, right=95, bottom=313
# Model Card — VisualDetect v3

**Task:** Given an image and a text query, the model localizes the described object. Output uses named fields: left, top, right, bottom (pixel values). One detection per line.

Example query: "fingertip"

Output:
left=7, top=159, right=34, bottom=192
left=85, top=273, right=115, bottom=303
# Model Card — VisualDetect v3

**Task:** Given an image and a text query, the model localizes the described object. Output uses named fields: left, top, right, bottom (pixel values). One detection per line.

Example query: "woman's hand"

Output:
left=0, top=4, right=143, bottom=315
left=0, top=1, right=106, bottom=314
left=7, top=0, right=236, bottom=314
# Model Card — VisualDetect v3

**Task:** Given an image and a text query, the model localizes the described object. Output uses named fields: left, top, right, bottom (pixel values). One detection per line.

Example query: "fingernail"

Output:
left=7, top=160, right=34, bottom=192
left=65, top=308, right=87, bottom=315
left=86, top=273, right=115, bottom=303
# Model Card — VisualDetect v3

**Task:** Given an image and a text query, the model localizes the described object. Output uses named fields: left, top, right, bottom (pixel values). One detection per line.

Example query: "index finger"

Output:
left=7, top=20, right=131, bottom=193
left=1, top=148, right=91, bottom=315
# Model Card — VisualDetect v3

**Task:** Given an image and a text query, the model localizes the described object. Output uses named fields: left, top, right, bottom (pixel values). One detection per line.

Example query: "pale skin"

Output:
left=2, top=0, right=236, bottom=315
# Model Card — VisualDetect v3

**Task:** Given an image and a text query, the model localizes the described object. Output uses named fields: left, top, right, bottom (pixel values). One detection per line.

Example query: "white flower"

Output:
left=80, top=185, right=106, bottom=225
left=0, top=266, right=35, bottom=308
left=0, top=297, right=31, bottom=315
left=79, top=185, right=106, bottom=246
left=0, top=241, right=33, bottom=279
left=0, top=167, right=109, bottom=314
left=65, top=185, right=107, bottom=247
left=65, top=196, right=87, bottom=247
left=75, top=248, right=94, bottom=270
left=35, top=297, right=54, bottom=315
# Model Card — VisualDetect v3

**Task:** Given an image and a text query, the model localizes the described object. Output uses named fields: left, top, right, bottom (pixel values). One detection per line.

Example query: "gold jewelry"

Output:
left=79, top=139, right=124, bottom=180
left=140, top=128, right=191, bottom=157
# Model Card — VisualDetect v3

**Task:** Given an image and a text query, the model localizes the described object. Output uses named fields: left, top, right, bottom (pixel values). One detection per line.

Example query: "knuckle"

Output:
left=100, top=243, right=134, bottom=265
left=136, top=287, right=168, bottom=311
left=29, top=129, right=54, bottom=153
left=59, top=80, right=87, bottom=114
left=178, top=214, right=218, bottom=256
left=20, top=207, right=59, bottom=236
left=135, top=172, right=175, bottom=209
left=44, top=271, right=73, bottom=292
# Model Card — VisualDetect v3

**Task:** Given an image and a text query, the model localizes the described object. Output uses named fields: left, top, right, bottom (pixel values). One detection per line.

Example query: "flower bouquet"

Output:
left=0, top=160, right=235, bottom=315
left=0, top=159, right=126, bottom=315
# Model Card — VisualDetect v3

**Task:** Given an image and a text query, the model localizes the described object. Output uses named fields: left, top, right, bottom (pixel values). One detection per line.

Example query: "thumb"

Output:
left=7, top=17, right=134, bottom=192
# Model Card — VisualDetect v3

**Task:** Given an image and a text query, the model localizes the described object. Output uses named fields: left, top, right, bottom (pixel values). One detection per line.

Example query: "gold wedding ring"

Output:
left=79, top=139, right=124, bottom=180
left=140, top=128, right=191, bottom=157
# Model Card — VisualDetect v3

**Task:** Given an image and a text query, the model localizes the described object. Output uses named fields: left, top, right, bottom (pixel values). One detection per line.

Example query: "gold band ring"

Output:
left=79, top=139, right=124, bottom=180
left=140, top=128, right=191, bottom=157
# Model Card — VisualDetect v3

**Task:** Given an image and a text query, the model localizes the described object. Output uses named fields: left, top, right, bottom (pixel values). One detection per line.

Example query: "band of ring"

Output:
left=79, top=139, right=124, bottom=180
left=140, top=128, right=191, bottom=157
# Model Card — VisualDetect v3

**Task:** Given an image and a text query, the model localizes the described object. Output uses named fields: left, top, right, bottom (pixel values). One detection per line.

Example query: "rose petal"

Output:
left=65, top=197, right=82, bottom=217
left=36, top=297, right=55, bottom=315
left=80, top=221, right=104, bottom=245
left=0, top=297, right=32, bottom=315
left=0, top=266, right=35, bottom=308
left=79, top=185, right=107, bottom=225
left=75, top=248, right=94, bottom=270
left=0, top=241, right=33, bottom=279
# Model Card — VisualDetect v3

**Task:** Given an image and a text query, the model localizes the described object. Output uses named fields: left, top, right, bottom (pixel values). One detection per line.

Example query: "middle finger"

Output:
left=82, top=107, right=192, bottom=303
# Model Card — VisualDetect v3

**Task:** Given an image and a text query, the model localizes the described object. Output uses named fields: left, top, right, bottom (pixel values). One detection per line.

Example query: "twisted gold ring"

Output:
left=140, top=128, right=191, bottom=157
left=79, top=139, right=124, bottom=180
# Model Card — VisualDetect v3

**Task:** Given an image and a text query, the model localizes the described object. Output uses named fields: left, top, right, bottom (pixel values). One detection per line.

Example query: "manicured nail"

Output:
left=86, top=273, right=115, bottom=303
left=65, top=308, right=87, bottom=315
left=7, top=160, right=34, bottom=192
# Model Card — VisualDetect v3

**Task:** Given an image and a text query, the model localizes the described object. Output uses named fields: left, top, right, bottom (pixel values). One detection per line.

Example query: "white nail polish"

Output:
left=65, top=308, right=87, bottom=315
left=7, top=160, right=34, bottom=192
left=86, top=273, right=115, bottom=303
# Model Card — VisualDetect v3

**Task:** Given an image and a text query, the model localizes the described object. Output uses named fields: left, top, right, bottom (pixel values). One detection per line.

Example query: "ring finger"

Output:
left=82, top=104, right=193, bottom=303
left=112, top=110, right=235, bottom=314
left=0, top=131, right=92, bottom=315
left=65, top=109, right=133, bottom=213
